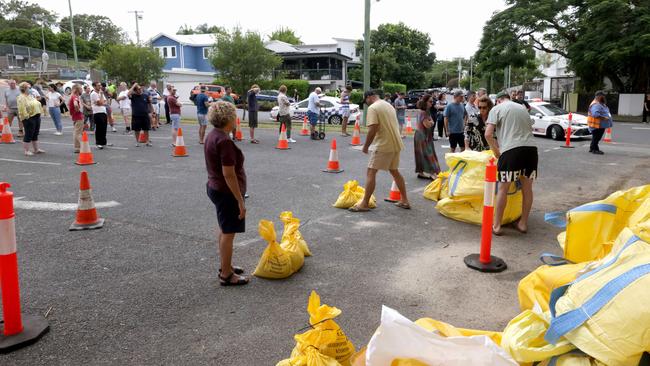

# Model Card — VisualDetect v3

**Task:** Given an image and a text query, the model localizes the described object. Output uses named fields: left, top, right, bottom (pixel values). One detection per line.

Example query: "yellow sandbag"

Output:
left=253, top=220, right=296, bottom=279
left=333, top=180, right=376, bottom=209
left=414, top=318, right=502, bottom=346
left=548, top=228, right=650, bottom=366
left=291, top=291, right=355, bottom=366
left=628, top=197, right=650, bottom=242
left=423, top=172, right=449, bottom=202
left=517, top=262, right=589, bottom=312
left=435, top=182, right=522, bottom=225
left=280, top=211, right=312, bottom=257
left=558, top=184, right=650, bottom=263
left=446, top=150, right=494, bottom=198
left=501, top=310, right=575, bottom=363
left=278, top=329, right=342, bottom=366
left=390, top=359, right=429, bottom=366
left=537, top=354, right=605, bottom=366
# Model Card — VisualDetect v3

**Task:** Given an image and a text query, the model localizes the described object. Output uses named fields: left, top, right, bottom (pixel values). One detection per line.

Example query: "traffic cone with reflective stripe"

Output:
left=0, top=182, right=50, bottom=353
left=604, top=128, right=612, bottom=143
left=75, top=131, right=96, bottom=165
left=1, top=119, right=16, bottom=144
left=138, top=130, right=147, bottom=143
left=300, top=115, right=310, bottom=136
left=384, top=180, right=402, bottom=203
left=235, top=117, right=243, bottom=141
left=69, top=171, right=104, bottom=231
left=323, top=139, right=343, bottom=173
left=405, top=114, right=414, bottom=135
left=350, top=121, right=362, bottom=146
left=276, top=124, right=290, bottom=150
left=172, top=128, right=188, bottom=157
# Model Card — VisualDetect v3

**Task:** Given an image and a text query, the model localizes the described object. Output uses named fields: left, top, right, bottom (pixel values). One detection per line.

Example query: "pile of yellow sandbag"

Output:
left=277, top=291, right=355, bottom=366
left=333, top=180, right=376, bottom=209
left=253, top=211, right=313, bottom=279
left=423, top=150, right=522, bottom=225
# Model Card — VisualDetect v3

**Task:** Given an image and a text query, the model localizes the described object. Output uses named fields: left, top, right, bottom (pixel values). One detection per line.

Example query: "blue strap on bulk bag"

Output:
left=448, top=161, right=467, bottom=197
left=544, top=203, right=617, bottom=229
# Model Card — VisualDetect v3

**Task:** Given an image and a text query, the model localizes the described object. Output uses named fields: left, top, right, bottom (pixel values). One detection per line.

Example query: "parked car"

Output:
left=256, top=90, right=295, bottom=103
left=529, top=101, right=591, bottom=140
left=269, top=96, right=360, bottom=125
left=190, top=85, right=239, bottom=102
left=62, top=79, right=92, bottom=95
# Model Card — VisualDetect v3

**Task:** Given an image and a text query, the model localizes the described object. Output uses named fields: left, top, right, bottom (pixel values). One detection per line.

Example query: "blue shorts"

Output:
left=197, top=113, right=207, bottom=126
left=171, top=114, right=181, bottom=129
left=307, top=111, right=319, bottom=126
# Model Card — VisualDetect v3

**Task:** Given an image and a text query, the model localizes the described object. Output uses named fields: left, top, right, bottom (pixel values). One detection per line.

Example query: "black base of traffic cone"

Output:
left=69, top=218, right=105, bottom=231
left=464, top=253, right=507, bottom=273
left=0, top=314, right=50, bottom=354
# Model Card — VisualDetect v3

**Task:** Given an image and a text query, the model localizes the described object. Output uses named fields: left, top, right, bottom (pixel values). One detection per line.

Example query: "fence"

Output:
left=0, top=43, right=91, bottom=72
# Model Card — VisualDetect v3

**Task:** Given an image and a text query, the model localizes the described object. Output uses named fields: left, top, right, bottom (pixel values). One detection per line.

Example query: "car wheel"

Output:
left=550, top=125, right=564, bottom=141
left=65, top=87, right=71, bottom=95
left=328, top=115, right=342, bottom=125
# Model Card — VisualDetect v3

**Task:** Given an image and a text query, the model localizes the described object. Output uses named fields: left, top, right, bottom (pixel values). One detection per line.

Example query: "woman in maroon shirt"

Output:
left=204, top=101, right=249, bottom=286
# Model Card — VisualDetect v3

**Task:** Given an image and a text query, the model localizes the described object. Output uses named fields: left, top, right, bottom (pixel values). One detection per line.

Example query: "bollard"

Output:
left=0, top=182, right=49, bottom=353
left=464, top=158, right=507, bottom=273
left=561, top=112, right=574, bottom=148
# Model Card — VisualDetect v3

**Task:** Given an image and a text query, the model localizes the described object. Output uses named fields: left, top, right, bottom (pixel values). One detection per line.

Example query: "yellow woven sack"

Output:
left=253, top=220, right=296, bottom=279
left=628, top=197, right=650, bottom=242
left=390, top=359, right=429, bottom=366
left=290, top=291, right=355, bottom=366
left=277, top=329, right=341, bottom=366
left=414, top=318, right=502, bottom=346
left=333, top=180, right=376, bottom=209
left=537, top=354, right=605, bottom=366
left=501, top=310, right=575, bottom=363
left=423, top=172, right=449, bottom=202
left=445, top=150, right=494, bottom=198
left=435, top=182, right=522, bottom=225
left=545, top=228, right=650, bottom=366
left=280, top=211, right=312, bottom=257
left=517, top=262, right=589, bottom=312
left=551, top=185, right=650, bottom=263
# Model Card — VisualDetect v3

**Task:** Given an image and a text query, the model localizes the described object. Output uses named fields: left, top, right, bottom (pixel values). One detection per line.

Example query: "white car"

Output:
left=62, top=79, right=92, bottom=95
left=529, top=102, right=591, bottom=140
left=270, top=96, right=361, bottom=125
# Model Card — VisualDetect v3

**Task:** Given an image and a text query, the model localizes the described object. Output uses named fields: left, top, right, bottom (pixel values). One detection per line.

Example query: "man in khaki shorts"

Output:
left=351, top=90, right=410, bottom=212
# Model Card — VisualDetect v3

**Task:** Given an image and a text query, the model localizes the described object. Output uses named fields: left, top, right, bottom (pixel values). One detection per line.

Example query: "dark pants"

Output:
left=434, top=114, right=445, bottom=137
left=164, top=100, right=171, bottom=124
left=60, top=102, right=69, bottom=115
left=643, top=109, right=649, bottom=123
left=279, top=114, right=292, bottom=138
left=94, top=113, right=108, bottom=146
left=590, top=128, right=605, bottom=152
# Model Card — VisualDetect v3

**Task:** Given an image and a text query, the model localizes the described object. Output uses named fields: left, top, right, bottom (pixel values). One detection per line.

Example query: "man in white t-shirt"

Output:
left=116, top=82, right=132, bottom=133
left=90, top=81, right=110, bottom=149
left=307, top=87, right=322, bottom=139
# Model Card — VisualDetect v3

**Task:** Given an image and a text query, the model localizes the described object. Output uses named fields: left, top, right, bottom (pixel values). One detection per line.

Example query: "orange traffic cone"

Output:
left=75, top=131, right=96, bottom=165
left=138, top=130, right=147, bottom=143
left=405, top=114, right=414, bottom=135
left=323, top=139, right=343, bottom=173
left=300, top=115, right=310, bottom=136
left=276, top=124, right=290, bottom=150
left=1, top=118, right=16, bottom=144
left=69, top=171, right=104, bottom=231
left=350, top=121, right=362, bottom=146
left=384, top=180, right=402, bottom=202
left=172, top=127, right=188, bottom=157
left=235, top=117, right=243, bottom=141
left=603, top=128, right=612, bottom=143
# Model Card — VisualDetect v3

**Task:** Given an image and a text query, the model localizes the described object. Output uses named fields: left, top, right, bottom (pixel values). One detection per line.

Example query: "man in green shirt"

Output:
left=220, top=86, right=235, bottom=104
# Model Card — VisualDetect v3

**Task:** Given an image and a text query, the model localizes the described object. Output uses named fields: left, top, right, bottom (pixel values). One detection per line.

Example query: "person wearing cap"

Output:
left=444, top=90, right=467, bottom=152
left=307, top=87, right=322, bottom=139
left=485, top=91, right=537, bottom=235
left=587, top=91, right=612, bottom=155
left=350, top=90, right=410, bottom=212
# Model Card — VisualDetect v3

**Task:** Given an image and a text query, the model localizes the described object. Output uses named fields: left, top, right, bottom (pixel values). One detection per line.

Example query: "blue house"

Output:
left=149, top=33, right=217, bottom=101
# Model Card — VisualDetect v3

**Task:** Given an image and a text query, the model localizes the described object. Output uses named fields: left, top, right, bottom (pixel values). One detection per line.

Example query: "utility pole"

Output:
left=363, top=0, right=371, bottom=92
left=469, top=57, right=473, bottom=91
left=457, top=58, right=461, bottom=89
left=129, top=11, right=143, bottom=45
left=68, top=0, right=79, bottom=72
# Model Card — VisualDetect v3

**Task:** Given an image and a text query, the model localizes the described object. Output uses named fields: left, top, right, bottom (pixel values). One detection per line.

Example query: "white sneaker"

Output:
left=24, top=150, right=34, bottom=156
left=112, top=126, right=117, bottom=132
left=54, top=131, right=63, bottom=136
left=288, top=138, right=297, bottom=143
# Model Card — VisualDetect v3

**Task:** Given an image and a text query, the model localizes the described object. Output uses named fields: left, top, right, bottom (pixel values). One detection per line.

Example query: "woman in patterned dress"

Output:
left=414, top=94, right=441, bottom=179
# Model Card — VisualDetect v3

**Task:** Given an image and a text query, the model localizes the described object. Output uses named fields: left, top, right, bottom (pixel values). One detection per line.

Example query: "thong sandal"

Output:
left=395, top=202, right=411, bottom=210
left=349, top=205, right=370, bottom=212
left=219, top=272, right=249, bottom=287
left=492, top=227, right=503, bottom=236
left=219, top=266, right=244, bottom=275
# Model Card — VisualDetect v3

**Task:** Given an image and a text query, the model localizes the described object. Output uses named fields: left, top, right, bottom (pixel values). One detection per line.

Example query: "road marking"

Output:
left=441, top=145, right=450, bottom=148
left=13, top=197, right=121, bottom=211
left=235, top=237, right=262, bottom=247
left=0, top=158, right=61, bottom=165
left=632, top=127, right=650, bottom=130
left=37, top=141, right=128, bottom=150
left=410, top=186, right=426, bottom=194
left=544, top=149, right=551, bottom=152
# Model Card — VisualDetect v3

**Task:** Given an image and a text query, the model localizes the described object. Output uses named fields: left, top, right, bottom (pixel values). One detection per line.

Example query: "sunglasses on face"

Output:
left=479, top=105, right=488, bottom=110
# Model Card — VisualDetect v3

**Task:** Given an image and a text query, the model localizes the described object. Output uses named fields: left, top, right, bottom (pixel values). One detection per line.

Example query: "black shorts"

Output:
left=131, top=115, right=151, bottom=131
left=22, top=114, right=41, bottom=143
left=207, top=185, right=245, bottom=234
left=449, top=133, right=465, bottom=149
left=497, top=146, right=538, bottom=182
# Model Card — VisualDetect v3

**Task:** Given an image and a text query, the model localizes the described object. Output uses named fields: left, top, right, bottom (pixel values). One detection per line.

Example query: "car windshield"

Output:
left=297, top=100, right=308, bottom=108
left=261, top=90, right=278, bottom=96
left=537, top=104, right=568, bottom=116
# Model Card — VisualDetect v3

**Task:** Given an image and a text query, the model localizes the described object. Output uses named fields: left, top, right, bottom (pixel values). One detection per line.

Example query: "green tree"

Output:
left=0, top=0, right=57, bottom=30
left=269, top=27, right=302, bottom=45
left=93, top=44, right=164, bottom=83
left=176, top=23, right=224, bottom=35
left=59, top=14, right=127, bottom=46
left=357, top=23, right=436, bottom=88
left=210, top=28, right=282, bottom=97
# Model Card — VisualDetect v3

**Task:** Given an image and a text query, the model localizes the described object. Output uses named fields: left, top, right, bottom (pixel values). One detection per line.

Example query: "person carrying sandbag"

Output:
left=485, top=91, right=538, bottom=236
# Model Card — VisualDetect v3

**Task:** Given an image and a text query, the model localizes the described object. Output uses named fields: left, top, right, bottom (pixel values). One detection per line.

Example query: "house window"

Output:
left=203, top=47, right=211, bottom=59
left=162, top=47, right=168, bottom=58
left=155, top=46, right=177, bottom=59
left=336, top=47, right=341, bottom=54
left=170, top=46, right=176, bottom=57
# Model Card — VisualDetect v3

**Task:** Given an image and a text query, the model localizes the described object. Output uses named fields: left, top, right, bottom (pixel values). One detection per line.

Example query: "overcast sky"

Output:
left=36, top=0, right=506, bottom=60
